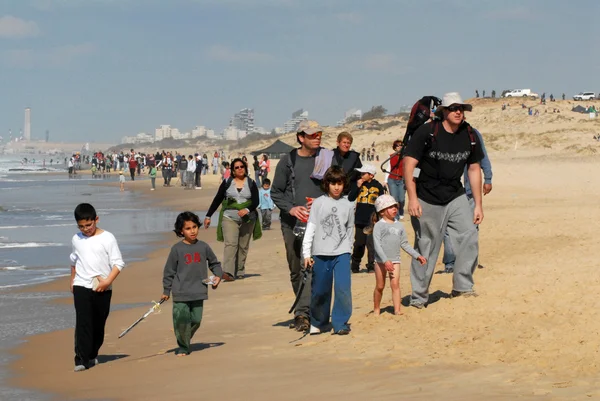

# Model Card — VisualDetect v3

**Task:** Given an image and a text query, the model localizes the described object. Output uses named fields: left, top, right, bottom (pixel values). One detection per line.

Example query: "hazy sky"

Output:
left=1, top=0, right=599, bottom=143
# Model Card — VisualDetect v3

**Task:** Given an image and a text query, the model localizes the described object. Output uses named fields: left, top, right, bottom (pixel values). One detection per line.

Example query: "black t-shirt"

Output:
left=404, top=121, right=484, bottom=205
left=347, top=179, right=385, bottom=227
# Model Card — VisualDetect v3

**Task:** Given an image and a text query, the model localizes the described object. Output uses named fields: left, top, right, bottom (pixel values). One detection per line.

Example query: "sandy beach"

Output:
left=8, top=100, right=600, bottom=400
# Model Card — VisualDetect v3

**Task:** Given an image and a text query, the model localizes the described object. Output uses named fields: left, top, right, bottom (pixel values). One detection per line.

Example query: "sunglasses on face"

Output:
left=304, top=132, right=322, bottom=139
left=446, top=105, right=465, bottom=113
left=233, top=165, right=245, bottom=170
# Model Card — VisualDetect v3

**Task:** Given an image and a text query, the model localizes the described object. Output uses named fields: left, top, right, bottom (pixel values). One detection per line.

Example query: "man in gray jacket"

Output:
left=271, top=121, right=325, bottom=332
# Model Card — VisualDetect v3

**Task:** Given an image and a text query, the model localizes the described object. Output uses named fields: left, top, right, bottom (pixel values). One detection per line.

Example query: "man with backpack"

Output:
left=271, top=121, right=325, bottom=332
left=403, top=92, right=485, bottom=308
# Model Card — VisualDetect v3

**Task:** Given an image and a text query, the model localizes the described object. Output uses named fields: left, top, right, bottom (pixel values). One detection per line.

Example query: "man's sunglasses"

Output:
left=446, top=105, right=465, bottom=113
left=303, top=132, right=322, bottom=139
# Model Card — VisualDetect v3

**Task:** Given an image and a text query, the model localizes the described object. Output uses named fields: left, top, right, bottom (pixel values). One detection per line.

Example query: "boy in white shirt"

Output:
left=70, top=203, right=125, bottom=372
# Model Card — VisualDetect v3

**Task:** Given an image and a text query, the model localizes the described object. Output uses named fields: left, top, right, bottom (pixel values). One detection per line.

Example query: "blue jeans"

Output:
left=443, top=195, right=476, bottom=269
left=387, top=178, right=405, bottom=217
left=311, top=253, right=352, bottom=332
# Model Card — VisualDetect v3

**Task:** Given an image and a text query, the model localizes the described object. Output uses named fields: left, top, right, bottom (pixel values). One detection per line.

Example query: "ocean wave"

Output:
left=0, top=265, right=26, bottom=271
left=0, top=242, right=64, bottom=249
left=0, top=223, right=72, bottom=229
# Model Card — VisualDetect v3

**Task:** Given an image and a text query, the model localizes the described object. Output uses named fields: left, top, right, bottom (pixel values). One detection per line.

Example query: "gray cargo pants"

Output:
left=281, top=225, right=311, bottom=319
left=410, top=194, right=478, bottom=305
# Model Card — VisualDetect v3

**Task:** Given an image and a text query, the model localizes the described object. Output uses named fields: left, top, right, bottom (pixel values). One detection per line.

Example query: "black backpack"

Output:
left=400, top=96, right=442, bottom=158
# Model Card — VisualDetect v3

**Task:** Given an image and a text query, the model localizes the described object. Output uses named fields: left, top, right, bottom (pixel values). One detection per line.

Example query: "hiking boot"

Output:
left=450, top=290, right=478, bottom=298
left=444, top=266, right=454, bottom=274
left=222, top=273, right=235, bottom=282
left=294, top=315, right=309, bottom=332
left=333, top=328, right=350, bottom=335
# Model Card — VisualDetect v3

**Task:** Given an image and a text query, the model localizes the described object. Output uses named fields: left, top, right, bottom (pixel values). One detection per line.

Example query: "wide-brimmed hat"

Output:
left=297, top=120, right=323, bottom=136
left=436, top=92, right=473, bottom=114
left=374, top=194, right=398, bottom=213
left=355, top=164, right=377, bottom=176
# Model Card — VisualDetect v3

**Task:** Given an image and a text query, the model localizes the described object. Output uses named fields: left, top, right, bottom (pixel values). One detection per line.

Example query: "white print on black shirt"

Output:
left=320, top=206, right=347, bottom=249
left=427, top=150, right=471, bottom=163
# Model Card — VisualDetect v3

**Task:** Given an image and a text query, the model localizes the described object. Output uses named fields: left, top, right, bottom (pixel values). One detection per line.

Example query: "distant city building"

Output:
left=206, top=129, right=217, bottom=139
left=337, top=108, right=362, bottom=126
left=230, top=108, right=255, bottom=133
left=24, top=108, right=31, bottom=141
left=45, top=129, right=49, bottom=142
left=191, top=126, right=207, bottom=138
left=283, top=109, right=308, bottom=133
left=155, top=125, right=172, bottom=141
left=253, top=126, right=269, bottom=135
left=122, top=132, right=155, bottom=144
left=222, top=126, right=247, bottom=141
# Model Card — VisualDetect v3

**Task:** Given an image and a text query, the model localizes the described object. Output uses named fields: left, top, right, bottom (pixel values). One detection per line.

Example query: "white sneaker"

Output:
left=400, top=215, right=405, bottom=220
left=195, top=187, right=202, bottom=190
left=150, top=188, right=155, bottom=191
left=309, top=325, right=321, bottom=335
left=74, top=365, right=86, bottom=372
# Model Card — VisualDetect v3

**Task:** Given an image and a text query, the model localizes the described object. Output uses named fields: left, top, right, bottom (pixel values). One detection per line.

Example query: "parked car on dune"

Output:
left=503, top=89, right=538, bottom=98
left=573, top=92, right=596, bottom=101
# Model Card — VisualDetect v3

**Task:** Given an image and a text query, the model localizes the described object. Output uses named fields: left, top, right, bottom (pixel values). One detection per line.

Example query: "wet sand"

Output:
left=9, top=156, right=600, bottom=400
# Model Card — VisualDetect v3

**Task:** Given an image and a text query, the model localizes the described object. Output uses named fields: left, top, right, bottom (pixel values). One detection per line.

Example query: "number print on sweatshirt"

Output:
left=184, top=252, right=202, bottom=264
left=320, top=206, right=347, bottom=250
left=426, top=150, right=471, bottom=163
left=357, top=186, right=380, bottom=204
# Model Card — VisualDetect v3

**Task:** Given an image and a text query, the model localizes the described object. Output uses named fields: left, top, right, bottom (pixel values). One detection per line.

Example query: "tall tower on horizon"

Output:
left=24, top=107, right=31, bottom=141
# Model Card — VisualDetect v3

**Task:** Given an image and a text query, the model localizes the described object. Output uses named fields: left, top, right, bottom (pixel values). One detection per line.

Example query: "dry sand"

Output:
left=8, top=102, right=600, bottom=400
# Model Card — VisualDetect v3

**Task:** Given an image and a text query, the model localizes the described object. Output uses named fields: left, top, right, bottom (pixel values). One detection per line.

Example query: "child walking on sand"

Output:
left=161, top=212, right=222, bottom=356
left=366, top=195, right=426, bottom=315
left=302, top=166, right=355, bottom=335
left=149, top=164, right=157, bottom=191
left=119, top=172, right=125, bottom=191
left=259, top=178, right=274, bottom=230
left=70, top=203, right=125, bottom=372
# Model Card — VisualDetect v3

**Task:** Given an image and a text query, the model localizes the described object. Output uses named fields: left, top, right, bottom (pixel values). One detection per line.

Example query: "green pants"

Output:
left=172, top=300, right=204, bottom=355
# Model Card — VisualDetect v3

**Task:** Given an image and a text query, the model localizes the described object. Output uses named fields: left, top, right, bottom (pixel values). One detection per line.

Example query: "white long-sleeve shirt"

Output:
left=70, top=231, right=125, bottom=289
left=301, top=195, right=355, bottom=259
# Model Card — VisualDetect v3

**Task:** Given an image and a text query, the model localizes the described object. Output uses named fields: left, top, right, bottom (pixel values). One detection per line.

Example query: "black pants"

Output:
left=281, top=225, right=311, bottom=318
left=73, top=286, right=112, bottom=368
left=351, top=225, right=375, bottom=271
left=195, top=171, right=201, bottom=187
left=129, top=168, right=136, bottom=181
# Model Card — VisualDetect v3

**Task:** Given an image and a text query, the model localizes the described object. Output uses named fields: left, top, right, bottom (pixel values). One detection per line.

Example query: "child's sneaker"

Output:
left=309, top=325, right=321, bottom=335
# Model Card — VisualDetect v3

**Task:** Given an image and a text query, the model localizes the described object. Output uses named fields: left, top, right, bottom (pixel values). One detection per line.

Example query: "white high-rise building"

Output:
left=24, top=108, right=31, bottom=141
left=283, top=109, right=308, bottom=133
left=155, top=125, right=172, bottom=141
left=230, top=108, right=255, bottom=133
left=206, top=129, right=217, bottom=139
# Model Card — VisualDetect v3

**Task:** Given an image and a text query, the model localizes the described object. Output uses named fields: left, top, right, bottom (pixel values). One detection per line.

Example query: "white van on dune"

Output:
left=503, top=89, right=539, bottom=98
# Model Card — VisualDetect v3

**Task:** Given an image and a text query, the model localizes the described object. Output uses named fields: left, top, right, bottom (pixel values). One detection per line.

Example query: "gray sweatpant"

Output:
left=281, top=225, right=311, bottom=319
left=410, top=194, right=478, bottom=305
